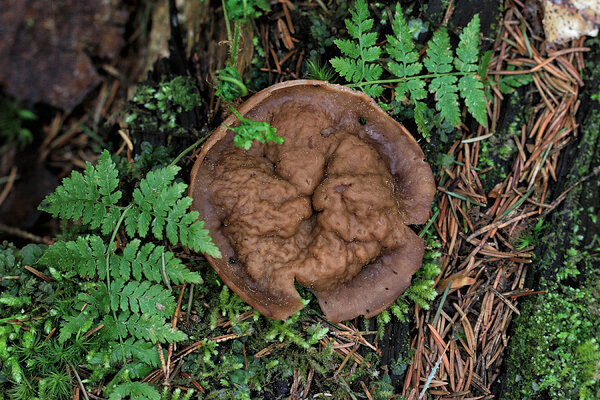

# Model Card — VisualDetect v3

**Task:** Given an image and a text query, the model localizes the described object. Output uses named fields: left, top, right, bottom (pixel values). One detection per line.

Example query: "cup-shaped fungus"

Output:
left=189, top=80, right=436, bottom=322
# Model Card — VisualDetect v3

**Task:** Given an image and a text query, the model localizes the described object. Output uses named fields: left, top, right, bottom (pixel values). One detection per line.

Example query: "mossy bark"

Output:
left=496, top=38, right=600, bottom=399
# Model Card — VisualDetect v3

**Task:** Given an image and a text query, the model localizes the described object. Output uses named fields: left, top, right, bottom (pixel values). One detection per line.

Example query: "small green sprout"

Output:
left=227, top=108, right=284, bottom=150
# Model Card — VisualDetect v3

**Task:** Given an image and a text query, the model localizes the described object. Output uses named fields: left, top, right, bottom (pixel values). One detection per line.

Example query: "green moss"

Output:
left=125, top=76, right=202, bottom=135
left=504, top=248, right=600, bottom=400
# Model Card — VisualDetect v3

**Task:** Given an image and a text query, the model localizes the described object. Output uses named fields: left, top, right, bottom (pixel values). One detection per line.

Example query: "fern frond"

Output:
left=430, top=74, right=460, bottom=127
left=386, top=6, right=424, bottom=101
left=40, top=150, right=219, bottom=258
left=58, top=311, right=96, bottom=343
left=108, top=338, right=161, bottom=367
left=124, top=166, right=221, bottom=258
left=39, top=236, right=107, bottom=279
left=117, top=280, right=175, bottom=317
left=454, top=14, right=480, bottom=73
left=423, top=29, right=454, bottom=74
left=423, top=29, right=462, bottom=127
left=453, top=15, right=487, bottom=126
left=40, top=150, right=122, bottom=235
left=330, top=0, right=382, bottom=94
left=109, top=381, right=161, bottom=400
left=106, top=312, right=187, bottom=343
left=118, top=240, right=203, bottom=284
left=458, top=74, right=487, bottom=126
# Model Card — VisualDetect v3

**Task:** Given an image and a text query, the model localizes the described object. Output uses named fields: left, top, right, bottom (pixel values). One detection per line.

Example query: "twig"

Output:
left=69, top=363, right=90, bottom=400
left=0, top=166, right=18, bottom=207
left=0, top=223, right=53, bottom=245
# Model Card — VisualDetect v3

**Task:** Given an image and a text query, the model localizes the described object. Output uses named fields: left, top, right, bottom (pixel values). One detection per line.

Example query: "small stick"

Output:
left=0, top=223, right=53, bottom=245
left=0, top=167, right=18, bottom=207
left=186, top=283, right=194, bottom=323
left=24, top=265, right=54, bottom=282
left=69, top=363, right=90, bottom=400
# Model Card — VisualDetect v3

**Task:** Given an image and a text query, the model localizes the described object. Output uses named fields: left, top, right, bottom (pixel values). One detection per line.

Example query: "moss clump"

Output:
left=504, top=253, right=600, bottom=399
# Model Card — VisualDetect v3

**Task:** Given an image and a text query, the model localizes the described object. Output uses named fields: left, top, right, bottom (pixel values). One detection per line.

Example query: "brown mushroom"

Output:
left=189, top=80, right=435, bottom=322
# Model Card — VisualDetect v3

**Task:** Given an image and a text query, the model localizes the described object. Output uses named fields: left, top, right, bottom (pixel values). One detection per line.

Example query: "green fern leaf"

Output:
left=39, top=236, right=107, bottom=279
left=136, top=243, right=164, bottom=283
left=430, top=74, right=460, bottom=127
left=117, top=241, right=201, bottom=284
left=78, top=282, right=111, bottom=314
left=453, top=14, right=487, bottom=126
left=124, top=166, right=221, bottom=258
left=162, top=250, right=203, bottom=285
left=330, top=0, right=382, bottom=94
left=330, top=57, right=360, bottom=81
left=362, top=63, right=383, bottom=82
left=183, top=216, right=222, bottom=258
left=363, top=83, right=384, bottom=98
left=454, top=14, right=480, bottom=73
left=334, top=39, right=360, bottom=58
left=109, top=381, right=160, bottom=400
left=119, top=280, right=175, bottom=316
left=362, top=40, right=381, bottom=61
left=105, top=312, right=187, bottom=343
left=413, top=101, right=429, bottom=138
left=41, top=150, right=122, bottom=235
left=128, top=313, right=187, bottom=343
left=59, top=311, right=95, bottom=343
left=387, top=5, right=424, bottom=102
left=421, top=27, right=463, bottom=127
left=108, top=338, right=161, bottom=367
left=387, top=6, right=419, bottom=66
left=423, top=29, right=454, bottom=74
left=458, top=74, right=487, bottom=126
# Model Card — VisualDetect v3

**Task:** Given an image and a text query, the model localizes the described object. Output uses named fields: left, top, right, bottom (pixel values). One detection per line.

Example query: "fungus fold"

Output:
left=190, top=80, right=435, bottom=322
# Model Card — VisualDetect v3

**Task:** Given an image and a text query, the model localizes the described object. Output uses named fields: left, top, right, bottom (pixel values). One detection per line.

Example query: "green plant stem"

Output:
left=169, top=136, right=210, bottom=167
left=232, top=23, right=241, bottom=65
left=347, top=71, right=474, bottom=88
left=221, top=0, right=233, bottom=43
left=106, top=204, right=132, bottom=363
left=219, top=75, right=248, bottom=97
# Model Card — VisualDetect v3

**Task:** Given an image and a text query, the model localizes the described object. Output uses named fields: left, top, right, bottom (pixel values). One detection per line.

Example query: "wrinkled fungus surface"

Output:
left=190, top=81, right=435, bottom=322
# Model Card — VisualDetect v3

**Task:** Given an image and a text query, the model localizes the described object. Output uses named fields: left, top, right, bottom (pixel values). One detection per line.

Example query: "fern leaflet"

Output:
left=105, top=312, right=187, bottom=343
left=455, top=15, right=487, bottom=126
left=109, top=381, right=161, bottom=400
left=107, top=338, right=161, bottom=367
left=424, top=29, right=461, bottom=127
left=116, top=280, right=175, bottom=317
left=387, top=7, right=423, bottom=98
left=39, top=235, right=107, bottom=279
left=330, top=0, right=383, bottom=97
left=58, top=311, right=96, bottom=344
left=124, top=165, right=221, bottom=257
left=119, top=240, right=203, bottom=284
left=41, top=151, right=122, bottom=235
